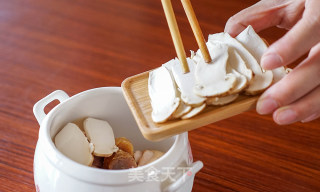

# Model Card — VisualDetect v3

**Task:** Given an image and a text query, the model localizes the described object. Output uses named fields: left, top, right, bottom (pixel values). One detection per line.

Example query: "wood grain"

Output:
left=0, top=0, right=319, bottom=192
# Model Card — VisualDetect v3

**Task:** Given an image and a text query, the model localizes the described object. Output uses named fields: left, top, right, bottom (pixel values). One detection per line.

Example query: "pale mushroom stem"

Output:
left=181, top=0, right=212, bottom=63
left=161, top=0, right=190, bottom=73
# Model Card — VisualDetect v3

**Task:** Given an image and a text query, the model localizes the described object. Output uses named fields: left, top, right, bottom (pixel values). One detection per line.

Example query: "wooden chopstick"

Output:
left=181, top=0, right=212, bottom=63
left=161, top=0, right=190, bottom=73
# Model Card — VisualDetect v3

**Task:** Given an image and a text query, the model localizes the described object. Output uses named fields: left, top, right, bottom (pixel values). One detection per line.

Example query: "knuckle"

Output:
left=309, top=42, right=320, bottom=56
left=268, top=78, right=297, bottom=106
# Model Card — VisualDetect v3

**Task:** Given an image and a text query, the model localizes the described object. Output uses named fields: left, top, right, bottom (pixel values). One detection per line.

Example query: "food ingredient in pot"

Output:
left=84, top=118, right=119, bottom=157
left=54, top=123, right=94, bottom=166
left=55, top=117, right=164, bottom=169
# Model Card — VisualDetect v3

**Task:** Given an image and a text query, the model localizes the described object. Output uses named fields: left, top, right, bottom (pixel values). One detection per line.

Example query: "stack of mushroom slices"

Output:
left=148, top=25, right=291, bottom=123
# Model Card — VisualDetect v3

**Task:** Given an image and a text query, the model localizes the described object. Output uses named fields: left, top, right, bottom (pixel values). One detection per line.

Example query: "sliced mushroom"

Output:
left=195, top=44, right=250, bottom=94
left=134, top=150, right=142, bottom=163
left=54, top=123, right=94, bottom=166
left=193, top=43, right=237, bottom=97
left=148, top=66, right=180, bottom=123
left=166, top=58, right=206, bottom=106
left=227, top=48, right=253, bottom=88
left=235, top=25, right=266, bottom=62
left=181, top=103, right=206, bottom=119
left=83, top=118, right=119, bottom=157
left=272, top=67, right=291, bottom=83
left=171, top=100, right=192, bottom=119
left=148, top=150, right=164, bottom=163
left=228, top=48, right=253, bottom=82
left=138, top=150, right=164, bottom=166
left=229, top=69, right=248, bottom=94
left=208, top=32, right=273, bottom=95
left=206, top=94, right=239, bottom=105
left=235, top=26, right=288, bottom=85
left=138, top=150, right=154, bottom=166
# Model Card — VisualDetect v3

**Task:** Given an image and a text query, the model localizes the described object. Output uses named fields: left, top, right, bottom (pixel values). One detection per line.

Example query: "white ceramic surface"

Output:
left=33, top=87, right=203, bottom=192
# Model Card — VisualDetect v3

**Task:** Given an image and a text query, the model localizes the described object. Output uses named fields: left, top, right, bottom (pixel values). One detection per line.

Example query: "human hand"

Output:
left=225, top=0, right=320, bottom=125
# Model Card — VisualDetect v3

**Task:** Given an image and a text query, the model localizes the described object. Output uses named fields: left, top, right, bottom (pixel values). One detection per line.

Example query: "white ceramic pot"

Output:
left=33, top=87, right=203, bottom=192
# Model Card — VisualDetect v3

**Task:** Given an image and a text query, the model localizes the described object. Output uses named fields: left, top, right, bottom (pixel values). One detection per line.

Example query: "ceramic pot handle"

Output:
left=33, top=90, right=69, bottom=125
left=164, top=161, right=203, bottom=192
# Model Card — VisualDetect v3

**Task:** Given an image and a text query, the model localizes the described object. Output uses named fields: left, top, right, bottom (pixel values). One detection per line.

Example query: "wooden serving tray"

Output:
left=121, top=70, right=259, bottom=141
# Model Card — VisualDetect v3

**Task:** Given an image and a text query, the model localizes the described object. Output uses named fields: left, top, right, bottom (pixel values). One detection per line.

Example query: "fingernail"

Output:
left=257, top=97, right=278, bottom=114
left=301, top=113, right=320, bottom=123
left=275, top=108, right=297, bottom=125
left=261, top=53, right=282, bottom=70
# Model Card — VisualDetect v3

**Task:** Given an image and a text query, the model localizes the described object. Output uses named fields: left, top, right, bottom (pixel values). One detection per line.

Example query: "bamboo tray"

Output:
left=121, top=70, right=259, bottom=141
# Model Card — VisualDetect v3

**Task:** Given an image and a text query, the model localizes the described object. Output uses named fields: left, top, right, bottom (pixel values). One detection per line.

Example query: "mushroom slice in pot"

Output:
left=134, top=150, right=142, bottom=163
left=235, top=25, right=289, bottom=84
left=206, top=94, right=239, bottom=106
left=84, top=118, right=119, bottom=157
left=208, top=32, right=273, bottom=95
left=193, top=44, right=237, bottom=97
left=148, top=66, right=180, bottom=123
left=54, top=123, right=94, bottom=166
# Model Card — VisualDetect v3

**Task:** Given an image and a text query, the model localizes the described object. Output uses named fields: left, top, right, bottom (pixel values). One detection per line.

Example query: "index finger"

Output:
left=224, top=0, right=285, bottom=37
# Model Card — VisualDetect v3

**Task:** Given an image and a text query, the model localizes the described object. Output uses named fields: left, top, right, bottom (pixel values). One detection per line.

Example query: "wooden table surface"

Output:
left=1, top=0, right=319, bottom=191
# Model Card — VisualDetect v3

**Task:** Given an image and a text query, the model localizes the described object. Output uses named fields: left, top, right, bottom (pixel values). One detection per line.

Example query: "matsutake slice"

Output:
left=206, top=94, right=239, bottom=106
left=171, top=100, right=192, bottom=119
left=84, top=118, right=119, bottom=157
left=227, top=47, right=253, bottom=85
left=54, top=123, right=94, bottom=166
left=181, top=103, right=206, bottom=119
left=148, top=66, right=180, bottom=123
left=208, top=32, right=273, bottom=95
left=272, top=67, right=291, bottom=83
left=235, top=25, right=289, bottom=84
left=193, top=43, right=237, bottom=97
left=226, top=53, right=248, bottom=94
left=166, top=58, right=206, bottom=106
left=194, top=44, right=249, bottom=95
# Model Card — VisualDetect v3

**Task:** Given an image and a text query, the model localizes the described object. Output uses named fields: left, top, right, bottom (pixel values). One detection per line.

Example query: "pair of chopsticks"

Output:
left=161, top=0, right=212, bottom=73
